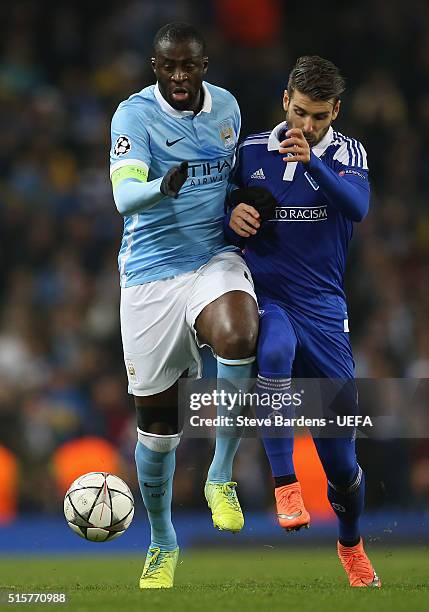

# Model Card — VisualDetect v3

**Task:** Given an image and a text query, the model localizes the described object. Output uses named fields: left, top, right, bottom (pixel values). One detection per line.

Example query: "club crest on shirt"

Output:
left=114, top=135, right=131, bottom=156
left=219, top=120, right=235, bottom=150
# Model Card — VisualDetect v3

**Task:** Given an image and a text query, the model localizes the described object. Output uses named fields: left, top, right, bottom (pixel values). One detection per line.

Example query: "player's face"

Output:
left=284, top=90, right=340, bottom=147
left=152, top=40, right=208, bottom=113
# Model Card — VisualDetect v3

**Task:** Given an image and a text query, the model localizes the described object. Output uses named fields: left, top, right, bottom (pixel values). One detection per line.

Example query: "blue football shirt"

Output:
left=110, top=82, right=240, bottom=287
left=231, top=122, right=369, bottom=329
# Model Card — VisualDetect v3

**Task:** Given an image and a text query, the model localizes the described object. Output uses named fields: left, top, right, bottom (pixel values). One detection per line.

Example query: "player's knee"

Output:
left=135, top=402, right=179, bottom=435
left=215, top=324, right=257, bottom=359
left=328, top=464, right=363, bottom=498
left=324, top=455, right=358, bottom=489
left=257, top=343, right=294, bottom=376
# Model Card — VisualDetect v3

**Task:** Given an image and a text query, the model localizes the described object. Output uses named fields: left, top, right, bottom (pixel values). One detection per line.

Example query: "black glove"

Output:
left=229, top=186, right=277, bottom=221
left=160, top=161, right=189, bottom=198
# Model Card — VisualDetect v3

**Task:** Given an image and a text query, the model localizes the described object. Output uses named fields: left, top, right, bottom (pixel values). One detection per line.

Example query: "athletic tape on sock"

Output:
left=137, top=428, right=181, bottom=452
left=256, top=375, right=292, bottom=391
left=216, top=355, right=256, bottom=366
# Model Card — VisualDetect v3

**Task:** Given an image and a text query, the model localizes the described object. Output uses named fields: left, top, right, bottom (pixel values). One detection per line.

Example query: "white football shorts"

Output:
left=120, top=251, right=257, bottom=396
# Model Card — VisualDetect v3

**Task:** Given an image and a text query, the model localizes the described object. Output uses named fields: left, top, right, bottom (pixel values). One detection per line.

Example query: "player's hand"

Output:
left=229, top=203, right=261, bottom=237
left=279, top=128, right=311, bottom=164
left=160, top=161, right=189, bottom=198
left=229, top=186, right=277, bottom=221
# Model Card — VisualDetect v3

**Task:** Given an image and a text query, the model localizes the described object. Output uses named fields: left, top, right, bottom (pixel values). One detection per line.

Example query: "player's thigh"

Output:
left=188, top=251, right=258, bottom=355
left=293, top=322, right=358, bottom=440
left=257, top=301, right=298, bottom=376
left=293, top=320, right=355, bottom=379
left=120, top=275, right=201, bottom=396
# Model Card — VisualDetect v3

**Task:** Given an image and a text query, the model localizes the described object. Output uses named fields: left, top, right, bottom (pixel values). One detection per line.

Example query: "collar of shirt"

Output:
left=154, top=82, right=213, bottom=118
left=267, top=121, right=334, bottom=158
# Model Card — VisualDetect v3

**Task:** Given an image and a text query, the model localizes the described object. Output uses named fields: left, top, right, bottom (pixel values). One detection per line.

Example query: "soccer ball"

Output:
left=64, top=472, right=134, bottom=542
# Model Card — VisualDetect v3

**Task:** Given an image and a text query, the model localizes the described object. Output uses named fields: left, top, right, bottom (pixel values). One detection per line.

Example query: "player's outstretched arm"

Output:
left=112, top=161, right=189, bottom=216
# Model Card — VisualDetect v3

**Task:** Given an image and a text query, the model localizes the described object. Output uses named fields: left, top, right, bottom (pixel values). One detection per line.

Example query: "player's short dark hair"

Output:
left=287, top=56, right=345, bottom=102
left=154, top=22, right=207, bottom=56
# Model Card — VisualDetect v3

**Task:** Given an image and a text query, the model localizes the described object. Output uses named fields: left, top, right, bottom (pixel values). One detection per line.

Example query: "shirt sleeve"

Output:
left=227, top=142, right=246, bottom=196
left=305, top=140, right=370, bottom=222
left=232, top=96, right=241, bottom=146
left=109, top=103, right=165, bottom=215
left=110, top=103, right=151, bottom=170
left=223, top=142, right=247, bottom=248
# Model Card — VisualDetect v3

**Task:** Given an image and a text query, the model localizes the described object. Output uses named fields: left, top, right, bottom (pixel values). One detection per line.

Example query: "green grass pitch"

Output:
left=0, top=547, right=427, bottom=611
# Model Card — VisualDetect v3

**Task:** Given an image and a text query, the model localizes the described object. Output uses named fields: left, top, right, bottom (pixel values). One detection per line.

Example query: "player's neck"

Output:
left=190, top=88, right=203, bottom=115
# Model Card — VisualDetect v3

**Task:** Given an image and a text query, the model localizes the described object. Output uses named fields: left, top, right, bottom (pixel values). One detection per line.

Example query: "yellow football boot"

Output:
left=139, top=546, right=179, bottom=589
left=204, top=481, right=244, bottom=533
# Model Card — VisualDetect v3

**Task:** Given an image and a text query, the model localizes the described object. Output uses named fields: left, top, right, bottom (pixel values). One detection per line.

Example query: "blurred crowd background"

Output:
left=0, top=0, right=428, bottom=523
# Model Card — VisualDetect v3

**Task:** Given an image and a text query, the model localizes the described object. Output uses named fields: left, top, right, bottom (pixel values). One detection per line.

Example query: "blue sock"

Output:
left=256, top=374, right=295, bottom=477
left=135, top=430, right=179, bottom=550
left=207, top=356, right=255, bottom=483
left=328, top=466, right=365, bottom=544
left=313, top=436, right=364, bottom=544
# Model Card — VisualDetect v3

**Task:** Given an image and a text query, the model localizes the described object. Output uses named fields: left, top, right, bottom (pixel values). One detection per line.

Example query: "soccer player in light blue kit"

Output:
left=109, top=23, right=258, bottom=588
left=226, top=56, right=381, bottom=588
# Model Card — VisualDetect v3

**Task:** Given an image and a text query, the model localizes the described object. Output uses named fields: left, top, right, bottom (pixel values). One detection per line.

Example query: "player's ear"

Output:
left=332, top=99, right=341, bottom=121
left=150, top=57, right=156, bottom=74
left=202, top=56, right=209, bottom=75
left=283, top=90, right=289, bottom=112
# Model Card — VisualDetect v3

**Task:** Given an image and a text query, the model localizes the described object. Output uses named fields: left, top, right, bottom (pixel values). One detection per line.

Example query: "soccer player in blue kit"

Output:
left=226, top=56, right=381, bottom=588
left=109, top=23, right=258, bottom=588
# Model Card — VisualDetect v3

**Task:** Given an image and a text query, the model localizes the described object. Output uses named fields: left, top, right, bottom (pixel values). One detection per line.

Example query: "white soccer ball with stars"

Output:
left=64, top=472, right=134, bottom=542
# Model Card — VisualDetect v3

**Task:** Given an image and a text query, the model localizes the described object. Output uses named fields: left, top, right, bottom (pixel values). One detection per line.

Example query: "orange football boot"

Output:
left=275, top=482, right=310, bottom=531
left=337, top=538, right=381, bottom=587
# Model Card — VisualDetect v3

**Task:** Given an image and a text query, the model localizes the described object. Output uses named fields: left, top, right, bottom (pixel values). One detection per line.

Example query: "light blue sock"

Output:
left=207, top=356, right=255, bottom=483
left=135, top=430, right=179, bottom=551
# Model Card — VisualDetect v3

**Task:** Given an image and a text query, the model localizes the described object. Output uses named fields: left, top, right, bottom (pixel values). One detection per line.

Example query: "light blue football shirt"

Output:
left=109, top=82, right=240, bottom=287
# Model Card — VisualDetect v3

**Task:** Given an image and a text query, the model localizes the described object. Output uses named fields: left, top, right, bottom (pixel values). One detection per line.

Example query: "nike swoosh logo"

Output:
left=166, top=137, right=185, bottom=147
left=277, top=510, right=302, bottom=520
left=143, top=481, right=169, bottom=488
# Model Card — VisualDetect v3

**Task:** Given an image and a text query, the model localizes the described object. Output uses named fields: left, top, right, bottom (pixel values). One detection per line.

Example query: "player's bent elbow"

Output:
left=352, top=204, right=369, bottom=223
left=113, top=194, right=131, bottom=216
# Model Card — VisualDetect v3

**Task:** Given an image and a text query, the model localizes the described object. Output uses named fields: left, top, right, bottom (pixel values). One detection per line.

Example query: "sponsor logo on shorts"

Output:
left=270, top=205, right=328, bottom=222
left=126, top=359, right=137, bottom=380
